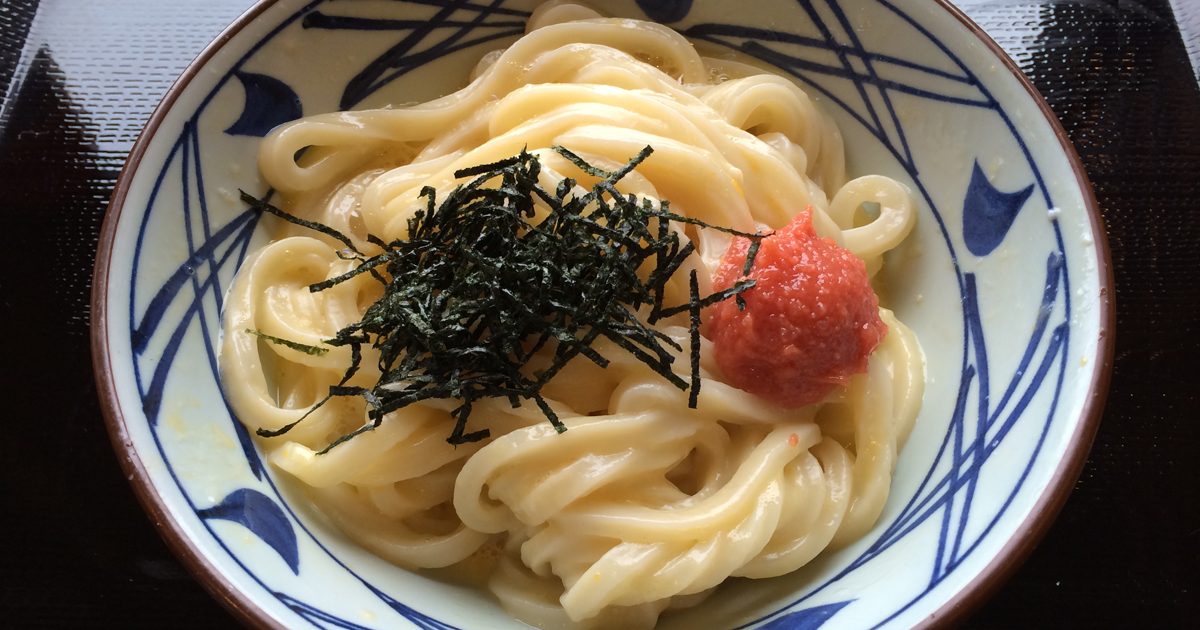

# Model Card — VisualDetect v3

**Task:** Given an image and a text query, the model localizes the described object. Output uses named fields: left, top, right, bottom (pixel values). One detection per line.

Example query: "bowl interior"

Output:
left=95, top=0, right=1109, bottom=628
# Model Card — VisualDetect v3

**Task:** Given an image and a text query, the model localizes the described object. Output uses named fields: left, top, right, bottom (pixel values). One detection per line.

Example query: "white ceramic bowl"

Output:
left=92, top=1, right=1113, bottom=628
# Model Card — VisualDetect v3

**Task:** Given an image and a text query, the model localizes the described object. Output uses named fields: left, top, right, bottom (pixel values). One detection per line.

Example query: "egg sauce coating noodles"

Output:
left=219, top=3, right=924, bottom=628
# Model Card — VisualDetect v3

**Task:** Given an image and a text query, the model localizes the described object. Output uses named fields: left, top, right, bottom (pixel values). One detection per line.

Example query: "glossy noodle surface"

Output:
left=219, top=3, right=924, bottom=627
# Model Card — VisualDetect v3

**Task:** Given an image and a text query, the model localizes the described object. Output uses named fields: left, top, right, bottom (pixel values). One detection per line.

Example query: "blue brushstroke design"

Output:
left=962, top=160, right=1035, bottom=257
left=198, top=489, right=299, bottom=574
left=126, top=0, right=1079, bottom=627
left=757, top=601, right=852, bottom=629
left=302, top=0, right=528, bottom=109
left=181, top=122, right=267, bottom=479
left=224, top=71, right=303, bottom=137
left=637, top=0, right=692, bottom=23
left=130, top=208, right=256, bottom=354
left=277, top=593, right=375, bottom=629
left=366, top=586, right=460, bottom=630
left=302, top=12, right=525, bottom=30
left=135, top=211, right=257, bottom=425
left=683, top=20, right=995, bottom=175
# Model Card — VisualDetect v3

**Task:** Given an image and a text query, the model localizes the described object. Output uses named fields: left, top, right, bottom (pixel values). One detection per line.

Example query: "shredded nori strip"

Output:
left=687, top=270, right=702, bottom=409
left=241, top=146, right=763, bottom=451
left=737, top=236, right=765, bottom=311
left=241, top=190, right=362, bottom=255
left=245, top=329, right=329, bottom=356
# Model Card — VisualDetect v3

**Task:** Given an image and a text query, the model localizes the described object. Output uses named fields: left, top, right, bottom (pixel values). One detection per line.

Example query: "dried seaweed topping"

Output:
left=239, top=146, right=763, bottom=452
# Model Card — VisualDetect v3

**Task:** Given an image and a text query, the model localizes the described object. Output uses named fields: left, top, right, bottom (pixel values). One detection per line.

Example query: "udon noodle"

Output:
left=219, top=3, right=924, bottom=627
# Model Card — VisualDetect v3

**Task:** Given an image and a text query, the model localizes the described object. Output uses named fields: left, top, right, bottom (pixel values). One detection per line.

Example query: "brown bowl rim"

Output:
left=90, top=1, right=1115, bottom=628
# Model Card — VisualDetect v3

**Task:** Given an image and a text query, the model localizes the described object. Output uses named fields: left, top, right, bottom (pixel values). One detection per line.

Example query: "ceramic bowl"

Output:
left=92, top=0, right=1113, bottom=627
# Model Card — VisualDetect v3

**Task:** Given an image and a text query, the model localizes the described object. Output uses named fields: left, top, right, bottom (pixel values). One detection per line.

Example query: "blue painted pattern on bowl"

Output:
left=93, top=1, right=1111, bottom=627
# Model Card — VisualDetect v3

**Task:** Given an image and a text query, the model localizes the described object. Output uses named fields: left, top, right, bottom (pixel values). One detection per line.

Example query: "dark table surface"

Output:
left=2, top=0, right=1197, bottom=627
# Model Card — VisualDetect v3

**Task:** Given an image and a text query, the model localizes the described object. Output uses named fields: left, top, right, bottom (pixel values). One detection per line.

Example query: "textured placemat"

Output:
left=1, top=0, right=1196, bottom=626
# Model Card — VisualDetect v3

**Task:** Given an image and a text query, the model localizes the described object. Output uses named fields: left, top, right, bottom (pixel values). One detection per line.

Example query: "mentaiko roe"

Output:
left=708, top=208, right=887, bottom=408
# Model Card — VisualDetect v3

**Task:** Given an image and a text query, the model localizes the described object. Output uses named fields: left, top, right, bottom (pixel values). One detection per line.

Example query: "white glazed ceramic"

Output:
left=92, top=1, right=1113, bottom=628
